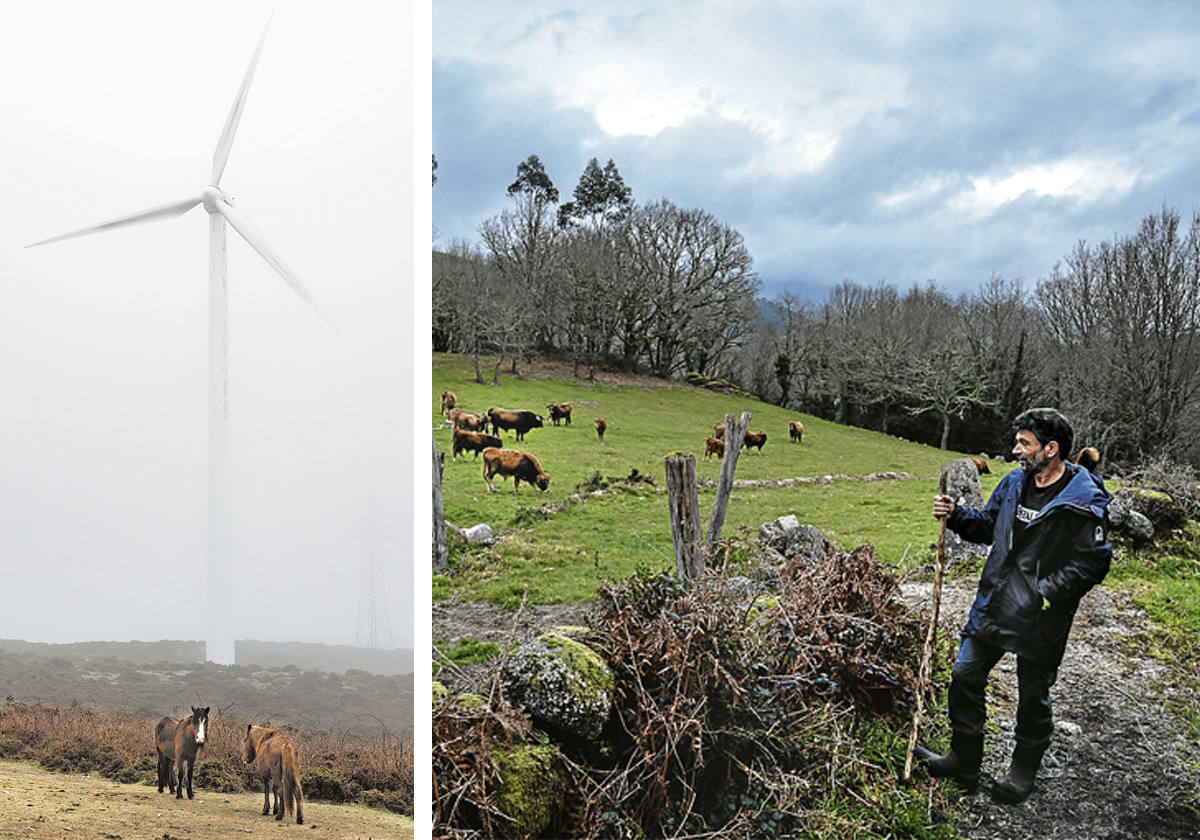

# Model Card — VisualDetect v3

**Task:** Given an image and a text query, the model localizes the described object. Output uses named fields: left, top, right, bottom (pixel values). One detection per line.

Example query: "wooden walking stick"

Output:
left=902, top=465, right=949, bottom=782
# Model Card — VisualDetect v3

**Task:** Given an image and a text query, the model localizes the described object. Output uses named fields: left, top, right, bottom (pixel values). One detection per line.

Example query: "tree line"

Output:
left=434, top=154, right=1200, bottom=467
left=433, top=155, right=759, bottom=384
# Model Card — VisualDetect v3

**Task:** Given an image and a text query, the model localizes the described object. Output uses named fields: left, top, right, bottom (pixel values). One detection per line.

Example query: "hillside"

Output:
left=0, top=638, right=414, bottom=676
left=0, top=652, right=413, bottom=737
left=433, top=351, right=998, bottom=606
left=432, top=352, right=1200, bottom=839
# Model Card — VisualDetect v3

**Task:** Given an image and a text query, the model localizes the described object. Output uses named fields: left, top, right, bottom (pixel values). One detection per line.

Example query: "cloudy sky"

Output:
left=0, top=2, right=414, bottom=651
left=433, top=0, right=1200, bottom=301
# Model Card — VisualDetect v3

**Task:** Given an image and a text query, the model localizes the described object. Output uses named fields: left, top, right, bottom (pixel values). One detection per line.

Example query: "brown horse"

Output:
left=243, top=724, right=304, bottom=824
left=155, top=706, right=209, bottom=799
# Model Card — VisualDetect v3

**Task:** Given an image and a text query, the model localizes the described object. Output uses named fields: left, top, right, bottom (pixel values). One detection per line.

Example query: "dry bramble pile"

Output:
left=433, top=545, right=958, bottom=839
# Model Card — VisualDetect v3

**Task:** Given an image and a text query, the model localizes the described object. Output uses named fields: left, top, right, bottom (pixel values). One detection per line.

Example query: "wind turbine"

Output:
left=27, top=9, right=333, bottom=665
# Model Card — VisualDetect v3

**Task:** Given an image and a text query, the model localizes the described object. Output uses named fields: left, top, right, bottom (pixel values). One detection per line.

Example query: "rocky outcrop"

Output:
left=758, top=514, right=828, bottom=563
left=942, top=458, right=990, bottom=565
left=502, top=632, right=614, bottom=740
left=1108, top=493, right=1155, bottom=544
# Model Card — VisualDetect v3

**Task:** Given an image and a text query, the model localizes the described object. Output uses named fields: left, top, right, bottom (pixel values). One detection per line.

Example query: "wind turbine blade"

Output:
left=211, top=6, right=275, bottom=186
left=215, top=200, right=337, bottom=332
left=26, top=195, right=204, bottom=247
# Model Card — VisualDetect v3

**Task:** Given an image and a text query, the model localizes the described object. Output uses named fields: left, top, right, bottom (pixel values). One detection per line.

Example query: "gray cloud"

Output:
left=435, top=2, right=1200, bottom=301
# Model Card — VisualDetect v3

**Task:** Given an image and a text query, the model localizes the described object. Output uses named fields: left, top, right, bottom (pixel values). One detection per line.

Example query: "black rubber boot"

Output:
left=914, top=731, right=983, bottom=792
left=991, top=744, right=1043, bottom=804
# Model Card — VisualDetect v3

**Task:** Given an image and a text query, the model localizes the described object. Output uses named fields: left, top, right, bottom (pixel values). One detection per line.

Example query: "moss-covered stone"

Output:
left=1121, top=487, right=1187, bottom=532
left=746, top=594, right=780, bottom=623
left=502, top=633, right=614, bottom=739
left=456, top=692, right=486, bottom=710
left=432, top=680, right=449, bottom=706
left=492, top=743, right=568, bottom=838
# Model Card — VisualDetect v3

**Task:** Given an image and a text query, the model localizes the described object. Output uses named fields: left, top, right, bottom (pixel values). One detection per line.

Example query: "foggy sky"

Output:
left=433, top=1, right=1200, bottom=301
left=0, top=2, right=414, bottom=649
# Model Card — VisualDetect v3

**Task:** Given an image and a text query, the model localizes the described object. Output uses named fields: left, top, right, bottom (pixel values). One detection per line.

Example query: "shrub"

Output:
left=1125, top=455, right=1200, bottom=520
left=361, top=787, right=413, bottom=814
left=301, top=765, right=353, bottom=802
left=193, top=758, right=244, bottom=793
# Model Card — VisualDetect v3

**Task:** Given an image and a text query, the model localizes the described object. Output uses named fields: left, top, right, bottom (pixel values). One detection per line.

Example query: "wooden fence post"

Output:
left=706, top=410, right=751, bottom=556
left=432, top=436, right=448, bottom=573
left=664, top=452, right=704, bottom=582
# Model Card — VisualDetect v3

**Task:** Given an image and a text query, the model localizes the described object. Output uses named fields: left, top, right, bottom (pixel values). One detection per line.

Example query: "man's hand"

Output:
left=932, top=494, right=956, bottom=520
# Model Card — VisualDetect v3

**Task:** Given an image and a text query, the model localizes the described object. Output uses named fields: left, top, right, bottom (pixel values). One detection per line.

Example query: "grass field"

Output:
left=433, top=353, right=1002, bottom=605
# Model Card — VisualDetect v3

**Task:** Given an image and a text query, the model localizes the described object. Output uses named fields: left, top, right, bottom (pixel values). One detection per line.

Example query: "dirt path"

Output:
left=902, top=578, right=1200, bottom=840
left=0, top=760, right=413, bottom=840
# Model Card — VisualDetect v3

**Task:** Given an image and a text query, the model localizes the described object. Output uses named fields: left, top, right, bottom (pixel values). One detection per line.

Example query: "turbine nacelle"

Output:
left=202, top=186, right=233, bottom=214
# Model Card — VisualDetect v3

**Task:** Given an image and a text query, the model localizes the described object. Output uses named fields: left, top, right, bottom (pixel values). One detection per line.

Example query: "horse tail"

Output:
left=282, top=740, right=303, bottom=824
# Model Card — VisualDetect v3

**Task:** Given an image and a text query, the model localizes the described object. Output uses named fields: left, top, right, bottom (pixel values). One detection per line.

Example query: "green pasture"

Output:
left=433, top=353, right=1005, bottom=606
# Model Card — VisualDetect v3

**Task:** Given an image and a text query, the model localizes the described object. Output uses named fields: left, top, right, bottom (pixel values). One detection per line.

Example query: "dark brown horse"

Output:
left=155, top=706, right=210, bottom=799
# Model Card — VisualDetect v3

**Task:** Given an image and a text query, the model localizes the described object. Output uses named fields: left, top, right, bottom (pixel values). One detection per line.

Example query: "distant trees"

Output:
left=434, top=154, right=760, bottom=381
left=1036, top=206, right=1200, bottom=463
left=433, top=158, right=1200, bottom=466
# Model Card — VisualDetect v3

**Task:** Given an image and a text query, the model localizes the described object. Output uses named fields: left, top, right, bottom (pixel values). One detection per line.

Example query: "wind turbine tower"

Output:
left=27, top=10, right=333, bottom=664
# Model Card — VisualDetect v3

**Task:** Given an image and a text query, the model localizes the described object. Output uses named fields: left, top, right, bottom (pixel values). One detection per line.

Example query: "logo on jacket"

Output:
left=1095, top=524, right=1105, bottom=544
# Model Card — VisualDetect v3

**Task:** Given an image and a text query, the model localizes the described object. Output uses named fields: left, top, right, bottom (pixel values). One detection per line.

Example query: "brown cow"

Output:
left=1074, top=446, right=1101, bottom=473
left=704, top=437, right=725, bottom=460
left=446, top=406, right=464, bottom=428
left=713, top=422, right=726, bottom=440
left=744, top=430, right=767, bottom=453
left=969, top=456, right=990, bottom=474
left=440, top=390, right=457, bottom=416
left=243, top=725, right=304, bottom=824
left=482, top=447, right=550, bottom=493
left=454, top=411, right=488, bottom=432
left=546, top=402, right=573, bottom=426
left=453, top=428, right=503, bottom=462
left=488, top=407, right=544, bottom=441
left=595, top=417, right=606, bottom=441
left=789, top=420, right=804, bottom=443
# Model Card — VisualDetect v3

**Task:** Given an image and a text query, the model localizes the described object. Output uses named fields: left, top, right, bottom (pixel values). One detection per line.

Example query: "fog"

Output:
left=0, top=2, right=414, bottom=651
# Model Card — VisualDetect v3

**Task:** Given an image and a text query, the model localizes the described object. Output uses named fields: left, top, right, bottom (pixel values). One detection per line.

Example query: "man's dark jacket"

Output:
left=948, top=462, right=1111, bottom=665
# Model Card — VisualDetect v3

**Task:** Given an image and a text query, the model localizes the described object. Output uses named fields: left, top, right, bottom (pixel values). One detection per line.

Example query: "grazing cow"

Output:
left=441, top=390, right=457, bottom=416
left=482, top=447, right=550, bottom=493
left=452, top=429, right=503, bottom=462
left=243, top=725, right=304, bottom=824
left=454, top=411, right=488, bottom=432
left=969, top=455, right=990, bottom=474
left=789, top=420, right=804, bottom=443
left=1075, top=446, right=1101, bottom=473
left=743, top=430, right=767, bottom=453
left=704, top=437, right=725, bottom=460
left=595, top=417, right=606, bottom=442
left=488, top=407, right=544, bottom=441
left=546, top=402, right=573, bottom=426
left=713, top=422, right=726, bottom=440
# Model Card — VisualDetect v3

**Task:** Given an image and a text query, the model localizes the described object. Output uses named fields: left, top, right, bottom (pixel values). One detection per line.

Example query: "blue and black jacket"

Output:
left=948, top=462, right=1112, bottom=665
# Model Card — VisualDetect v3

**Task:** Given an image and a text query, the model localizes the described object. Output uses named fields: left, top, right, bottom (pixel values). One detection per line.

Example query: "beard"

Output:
left=1018, top=452, right=1051, bottom=474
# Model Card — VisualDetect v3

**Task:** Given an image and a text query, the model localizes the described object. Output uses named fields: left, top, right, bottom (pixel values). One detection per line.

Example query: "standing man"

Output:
left=917, top=408, right=1111, bottom=803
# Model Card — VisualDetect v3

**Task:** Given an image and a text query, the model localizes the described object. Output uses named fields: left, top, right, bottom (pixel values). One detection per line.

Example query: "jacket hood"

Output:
left=1016, top=461, right=1111, bottom=521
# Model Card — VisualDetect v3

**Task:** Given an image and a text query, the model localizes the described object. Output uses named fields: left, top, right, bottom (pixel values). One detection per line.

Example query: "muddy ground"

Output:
left=0, top=760, right=413, bottom=840
left=435, top=578, right=1200, bottom=839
